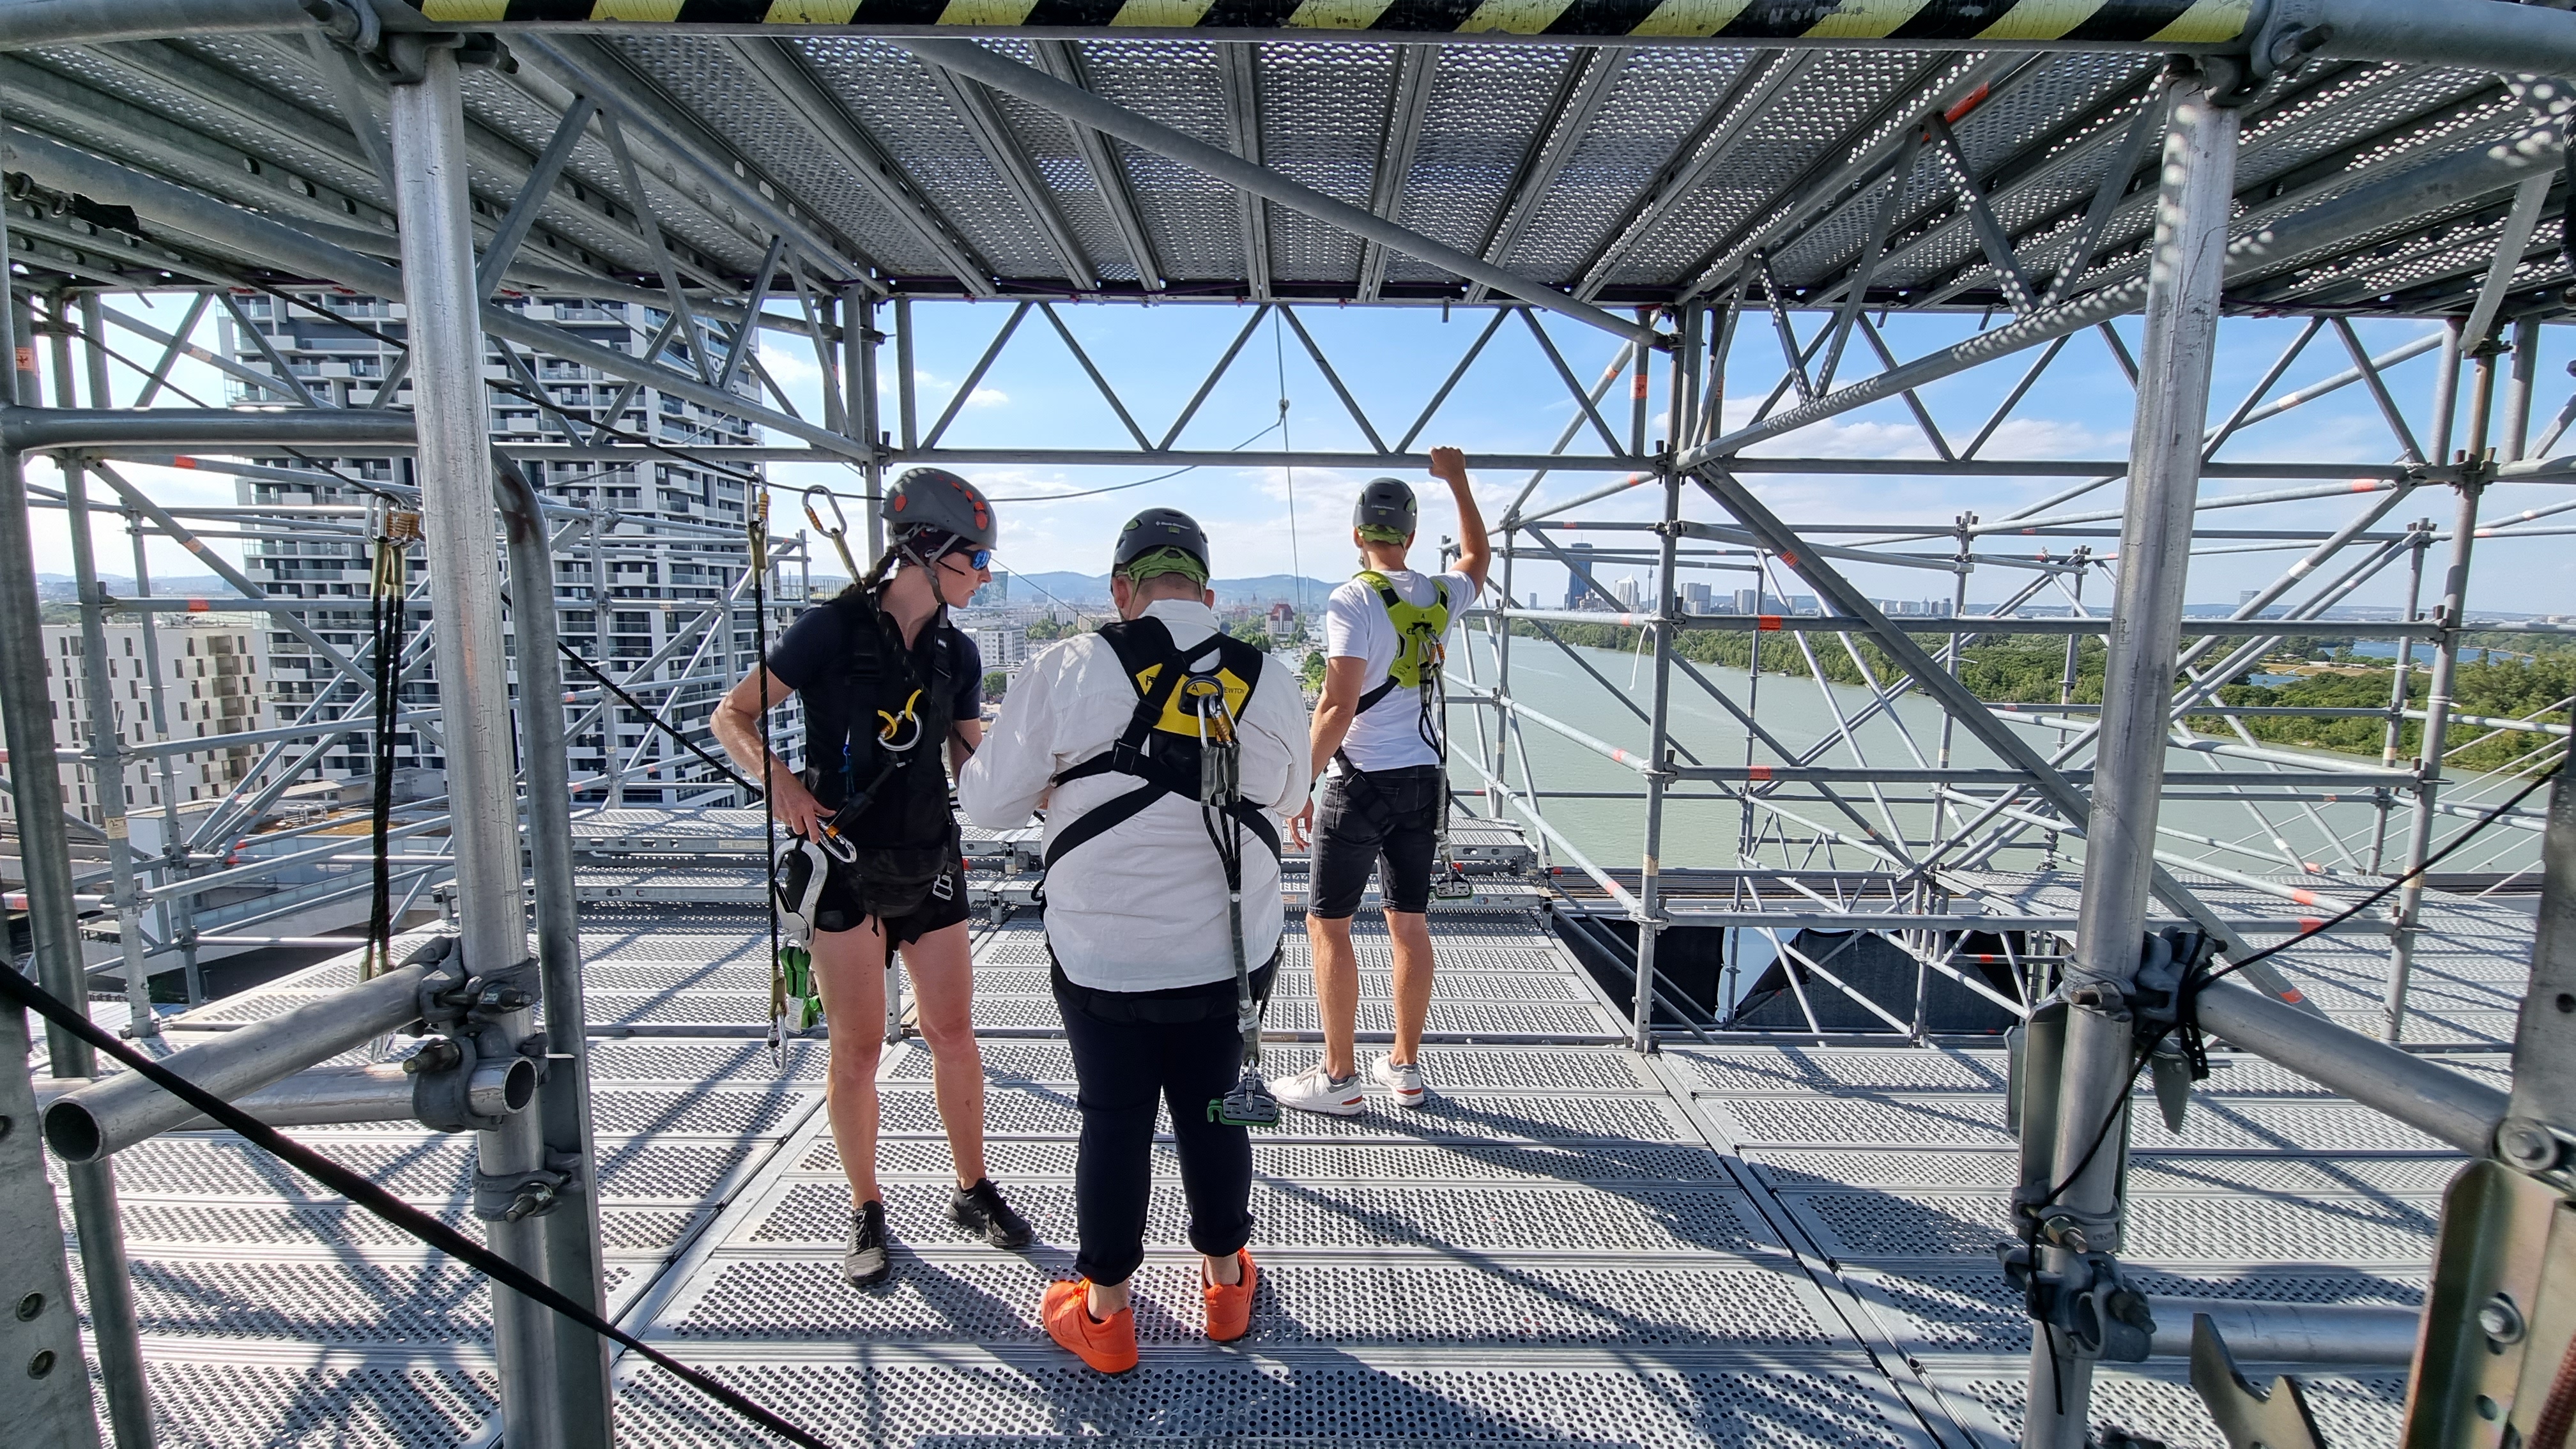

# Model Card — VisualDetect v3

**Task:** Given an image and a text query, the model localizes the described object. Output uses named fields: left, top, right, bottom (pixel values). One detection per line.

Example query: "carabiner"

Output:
left=802, top=485, right=859, bottom=578
left=812, top=825, right=860, bottom=865
left=876, top=687, right=926, bottom=753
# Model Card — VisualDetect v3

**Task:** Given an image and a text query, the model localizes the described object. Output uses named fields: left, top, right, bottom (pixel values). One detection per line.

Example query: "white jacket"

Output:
left=958, top=599, right=1312, bottom=992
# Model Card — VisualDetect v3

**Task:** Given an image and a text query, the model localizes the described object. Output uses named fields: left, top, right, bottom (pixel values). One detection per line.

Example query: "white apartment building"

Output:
left=223, top=292, right=780, bottom=805
left=971, top=624, right=1031, bottom=672
left=4, top=617, right=271, bottom=827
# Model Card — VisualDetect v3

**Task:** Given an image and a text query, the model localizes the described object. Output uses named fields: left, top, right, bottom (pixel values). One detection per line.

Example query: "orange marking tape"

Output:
left=1943, top=84, right=1991, bottom=123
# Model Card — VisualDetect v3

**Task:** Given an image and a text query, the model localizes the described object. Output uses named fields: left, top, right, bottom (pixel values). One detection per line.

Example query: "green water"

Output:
left=1445, top=632, right=2545, bottom=882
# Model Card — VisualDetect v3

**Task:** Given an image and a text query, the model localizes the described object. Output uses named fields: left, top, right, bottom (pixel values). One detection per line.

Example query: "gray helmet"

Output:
left=883, top=466, right=995, bottom=551
left=1353, top=477, right=1416, bottom=540
left=1113, top=507, right=1209, bottom=578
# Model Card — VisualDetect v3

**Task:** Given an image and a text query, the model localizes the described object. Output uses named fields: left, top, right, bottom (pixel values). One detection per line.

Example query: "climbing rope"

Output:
left=362, top=502, right=418, bottom=981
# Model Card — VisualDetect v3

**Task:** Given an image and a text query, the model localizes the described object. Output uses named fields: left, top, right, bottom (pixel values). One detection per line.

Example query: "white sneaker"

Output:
left=1370, top=1055, right=1428, bottom=1108
left=1271, top=1063, right=1365, bottom=1117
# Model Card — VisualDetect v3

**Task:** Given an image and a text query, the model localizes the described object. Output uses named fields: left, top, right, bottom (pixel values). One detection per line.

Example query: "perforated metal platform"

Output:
left=58, top=878, right=2526, bottom=1446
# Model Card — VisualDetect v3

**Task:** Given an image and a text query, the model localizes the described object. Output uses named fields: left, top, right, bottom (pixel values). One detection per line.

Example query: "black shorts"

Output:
left=815, top=850, right=969, bottom=945
left=1306, top=763, right=1442, bottom=919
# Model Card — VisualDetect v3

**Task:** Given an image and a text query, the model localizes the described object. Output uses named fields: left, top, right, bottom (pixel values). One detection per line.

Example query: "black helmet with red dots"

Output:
left=882, top=466, right=996, bottom=552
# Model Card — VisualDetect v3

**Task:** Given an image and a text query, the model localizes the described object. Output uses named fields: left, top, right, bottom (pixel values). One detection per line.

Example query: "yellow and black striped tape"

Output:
left=411, top=0, right=2251, bottom=44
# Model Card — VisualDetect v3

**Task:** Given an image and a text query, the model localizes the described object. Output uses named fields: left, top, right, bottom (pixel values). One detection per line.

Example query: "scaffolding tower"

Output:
left=3, top=3, right=2576, bottom=1447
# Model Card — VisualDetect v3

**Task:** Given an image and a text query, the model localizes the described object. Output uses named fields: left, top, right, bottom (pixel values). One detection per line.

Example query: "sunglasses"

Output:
left=941, top=546, right=992, bottom=571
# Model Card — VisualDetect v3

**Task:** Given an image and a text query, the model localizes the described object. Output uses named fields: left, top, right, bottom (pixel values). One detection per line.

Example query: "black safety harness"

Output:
left=1043, top=618, right=1279, bottom=871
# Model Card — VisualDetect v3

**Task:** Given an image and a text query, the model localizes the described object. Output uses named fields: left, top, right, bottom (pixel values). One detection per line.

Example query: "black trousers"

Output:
left=1051, top=955, right=1276, bottom=1287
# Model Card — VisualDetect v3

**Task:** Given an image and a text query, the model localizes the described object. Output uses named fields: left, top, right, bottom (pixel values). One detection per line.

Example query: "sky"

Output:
left=34, top=292, right=2576, bottom=619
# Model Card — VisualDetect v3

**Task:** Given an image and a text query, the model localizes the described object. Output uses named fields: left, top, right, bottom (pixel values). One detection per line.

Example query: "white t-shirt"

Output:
left=1322, top=567, right=1480, bottom=774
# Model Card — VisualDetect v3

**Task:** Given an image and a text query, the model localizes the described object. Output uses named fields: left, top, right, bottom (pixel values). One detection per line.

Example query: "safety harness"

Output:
left=1044, top=619, right=1278, bottom=870
left=1338, top=570, right=1473, bottom=898
left=1043, top=618, right=1282, bottom=1124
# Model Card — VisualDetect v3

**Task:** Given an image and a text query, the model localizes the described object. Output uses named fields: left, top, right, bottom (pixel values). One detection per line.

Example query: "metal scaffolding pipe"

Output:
left=40, top=956, right=457, bottom=1163
left=0, top=0, right=363, bottom=49
left=0, top=404, right=415, bottom=452
left=2028, top=71, right=2236, bottom=1449
left=36, top=1060, right=533, bottom=1131
left=2195, top=978, right=2506, bottom=1154
left=388, top=43, right=562, bottom=1448
left=2143, top=1298, right=2418, bottom=1364
left=496, top=452, right=615, bottom=1445
left=1694, top=119, right=2566, bottom=461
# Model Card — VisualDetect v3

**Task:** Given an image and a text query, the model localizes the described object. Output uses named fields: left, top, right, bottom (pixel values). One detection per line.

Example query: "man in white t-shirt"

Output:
left=1273, top=447, right=1489, bottom=1115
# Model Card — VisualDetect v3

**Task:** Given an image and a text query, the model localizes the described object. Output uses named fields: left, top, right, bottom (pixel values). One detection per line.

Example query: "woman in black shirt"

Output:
left=712, top=468, right=1029, bottom=1287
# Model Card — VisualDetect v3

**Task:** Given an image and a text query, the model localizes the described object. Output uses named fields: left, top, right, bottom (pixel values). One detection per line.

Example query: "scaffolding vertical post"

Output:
left=895, top=295, right=918, bottom=459
left=2025, top=66, right=2235, bottom=1449
left=496, top=457, right=615, bottom=1449
left=2504, top=314, right=2539, bottom=462
left=1486, top=533, right=1515, bottom=818
left=47, top=295, right=154, bottom=1041
left=387, top=41, right=564, bottom=1449
left=82, top=293, right=197, bottom=1004
left=2373, top=521, right=2433, bottom=874
left=43, top=290, right=157, bottom=1449
left=2427, top=318, right=2464, bottom=466
left=847, top=286, right=885, bottom=564
left=125, top=507, right=199, bottom=1005
left=0, top=219, right=107, bottom=1449
left=2384, top=341, right=2497, bottom=1042
left=1631, top=309, right=1681, bottom=1051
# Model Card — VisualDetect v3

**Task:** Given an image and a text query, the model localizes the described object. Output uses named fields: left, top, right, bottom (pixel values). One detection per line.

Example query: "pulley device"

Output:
left=363, top=501, right=420, bottom=984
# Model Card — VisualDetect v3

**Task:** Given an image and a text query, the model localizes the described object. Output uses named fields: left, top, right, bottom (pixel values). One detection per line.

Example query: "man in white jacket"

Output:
left=958, top=508, right=1310, bottom=1374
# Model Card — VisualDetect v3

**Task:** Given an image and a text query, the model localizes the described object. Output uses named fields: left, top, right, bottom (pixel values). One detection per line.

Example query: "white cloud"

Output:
left=879, top=368, right=1008, bottom=410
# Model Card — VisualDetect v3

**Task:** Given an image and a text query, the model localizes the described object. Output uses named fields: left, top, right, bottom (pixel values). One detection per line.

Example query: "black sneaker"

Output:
left=947, top=1177, right=1034, bottom=1248
left=844, top=1199, right=892, bottom=1288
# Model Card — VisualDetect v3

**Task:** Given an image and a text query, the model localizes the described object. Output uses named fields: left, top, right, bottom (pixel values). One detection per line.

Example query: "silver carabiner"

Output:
left=802, top=485, right=859, bottom=578
left=811, top=822, right=860, bottom=865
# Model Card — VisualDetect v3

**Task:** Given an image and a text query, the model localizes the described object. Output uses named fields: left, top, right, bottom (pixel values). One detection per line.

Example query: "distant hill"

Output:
left=998, top=569, right=1339, bottom=610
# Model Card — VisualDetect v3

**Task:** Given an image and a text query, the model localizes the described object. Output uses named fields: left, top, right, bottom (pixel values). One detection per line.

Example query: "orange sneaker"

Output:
left=1202, top=1250, right=1257, bottom=1343
left=1042, top=1278, right=1138, bottom=1374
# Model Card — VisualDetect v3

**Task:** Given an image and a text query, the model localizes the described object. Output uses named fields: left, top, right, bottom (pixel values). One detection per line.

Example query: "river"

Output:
left=1440, top=634, right=2546, bottom=882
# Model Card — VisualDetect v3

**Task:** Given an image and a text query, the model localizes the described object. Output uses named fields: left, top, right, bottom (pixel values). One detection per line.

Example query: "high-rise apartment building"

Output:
left=224, top=293, right=779, bottom=805
left=1, top=618, right=271, bottom=829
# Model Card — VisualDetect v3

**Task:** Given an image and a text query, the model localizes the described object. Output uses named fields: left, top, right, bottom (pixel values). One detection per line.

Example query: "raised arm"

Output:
left=1430, top=445, right=1490, bottom=595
